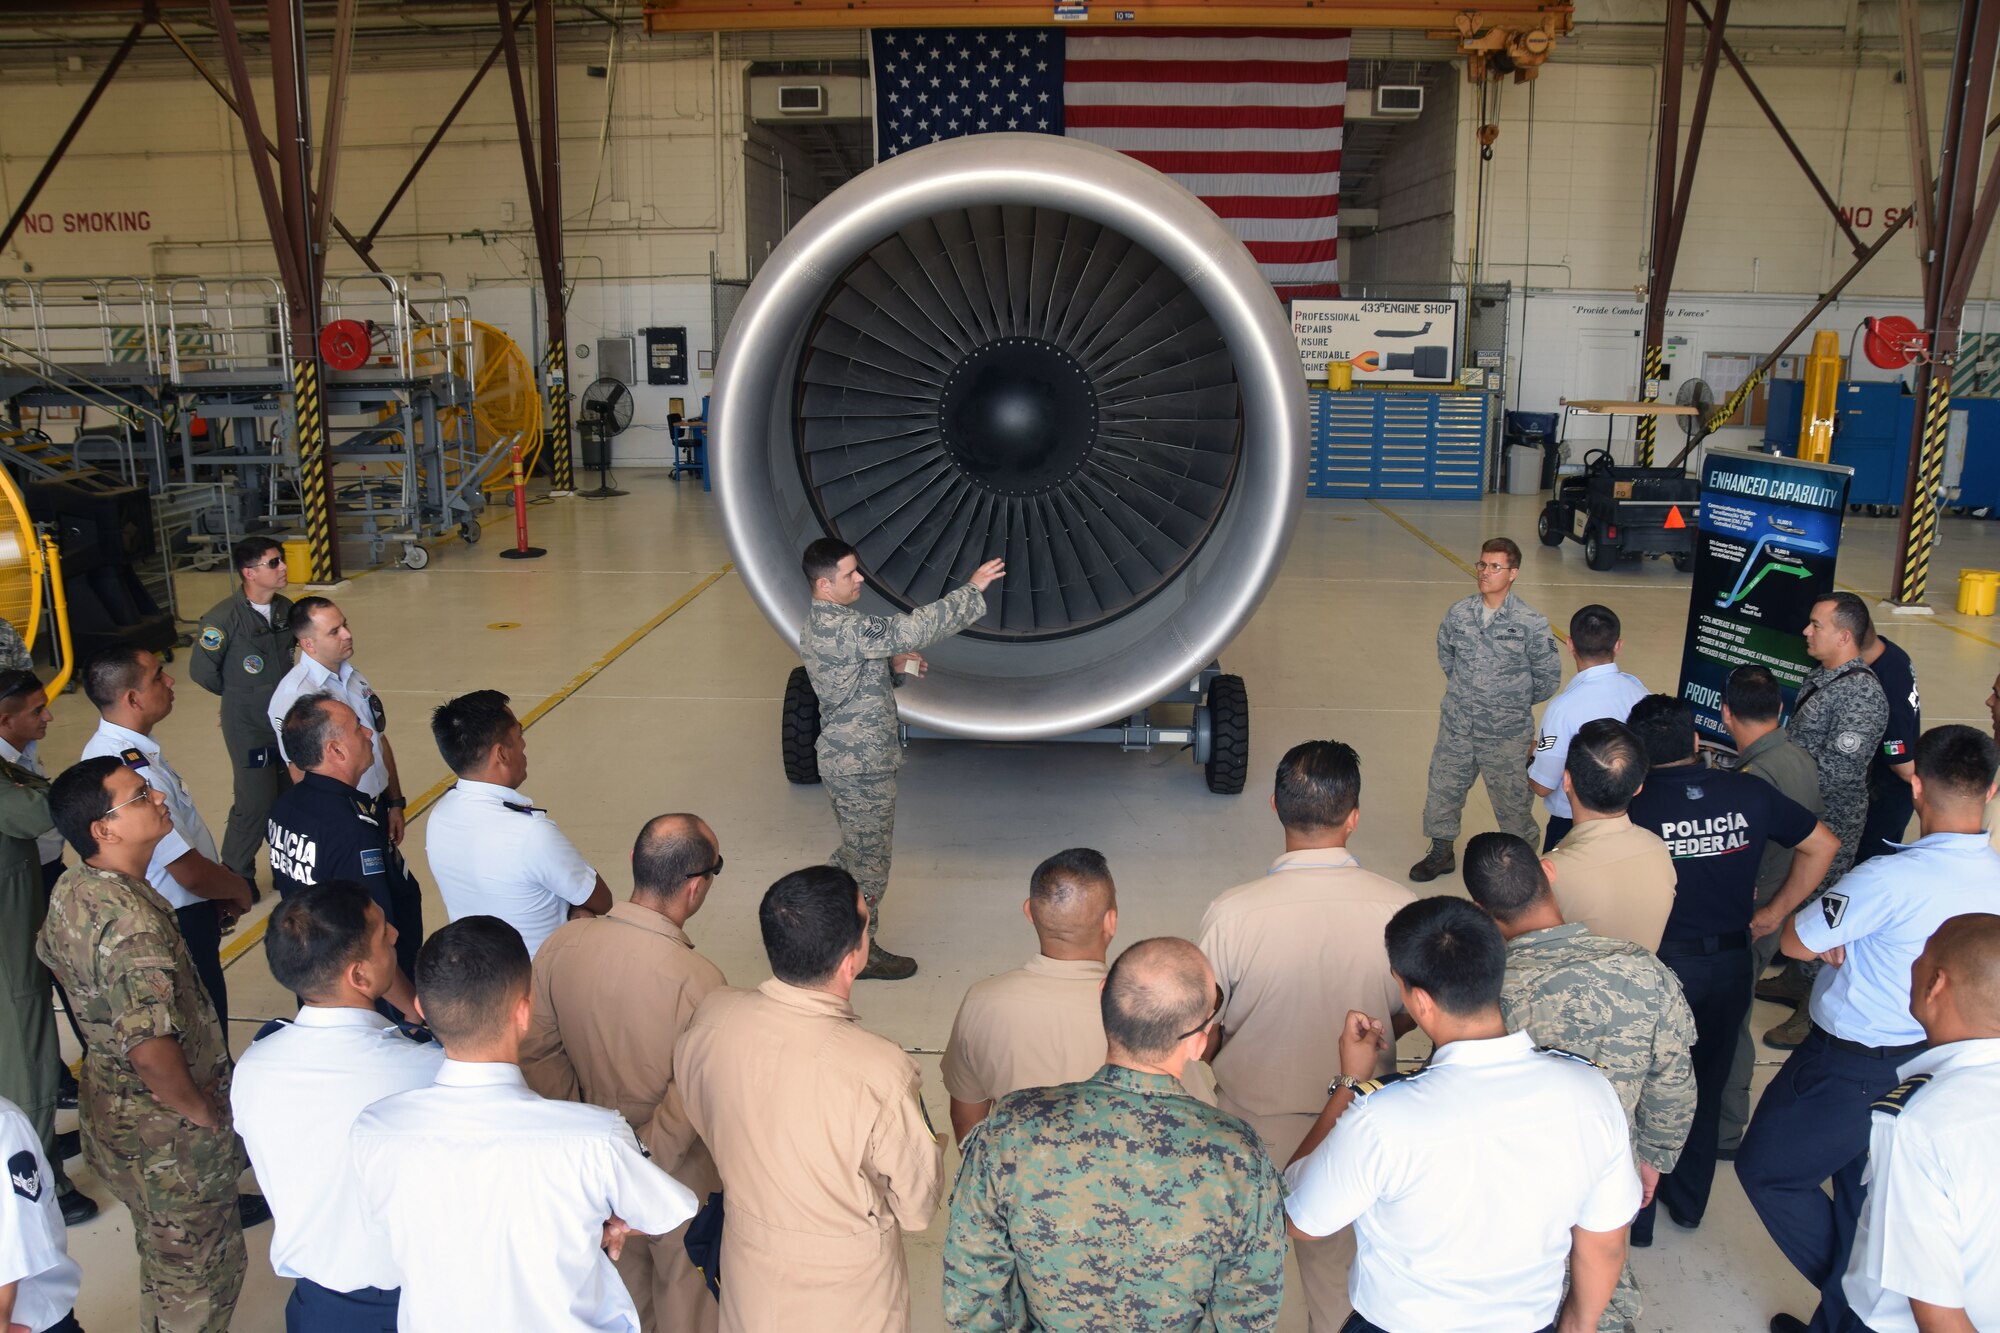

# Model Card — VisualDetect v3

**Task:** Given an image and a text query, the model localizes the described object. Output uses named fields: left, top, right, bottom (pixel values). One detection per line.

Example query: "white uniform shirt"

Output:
left=229, top=1006, right=446, bottom=1293
left=79, top=719, right=213, bottom=910
left=1797, top=832, right=2000, bottom=1046
left=0, top=1096, right=81, bottom=1333
left=1843, top=1038, right=2000, bottom=1332
left=425, top=780, right=598, bottom=958
left=351, top=1059, right=699, bottom=1333
left=268, top=656, right=390, bottom=799
left=1283, top=1030, right=1641, bottom=1333
left=0, top=737, right=65, bottom=865
left=1529, top=663, right=1649, bottom=819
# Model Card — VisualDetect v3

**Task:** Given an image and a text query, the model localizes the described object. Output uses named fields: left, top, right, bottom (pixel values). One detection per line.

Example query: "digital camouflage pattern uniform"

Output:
left=943, top=1064, right=1286, bottom=1331
left=37, top=863, right=246, bottom=1333
left=1499, top=921, right=1697, bottom=1333
left=1422, top=591, right=1562, bottom=846
left=189, top=592, right=294, bottom=881
left=0, top=618, right=29, bottom=672
left=0, top=756, right=67, bottom=1199
left=799, top=582, right=985, bottom=939
left=1785, top=658, right=1888, bottom=889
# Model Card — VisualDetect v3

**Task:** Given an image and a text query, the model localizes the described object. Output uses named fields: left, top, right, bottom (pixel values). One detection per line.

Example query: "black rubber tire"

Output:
left=782, top=666, right=823, bottom=785
left=1203, top=674, right=1249, bottom=795
left=1584, top=528, right=1620, bottom=571
left=1673, top=551, right=1693, bottom=573
left=459, top=520, right=482, bottom=545
left=1536, top=506, right=1564, bottom=547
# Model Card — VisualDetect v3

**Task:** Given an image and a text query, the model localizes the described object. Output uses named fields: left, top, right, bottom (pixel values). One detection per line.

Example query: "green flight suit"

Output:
left=0, top=755, right=67, bottom=1197
left=189, top=592, right=294, bottom=879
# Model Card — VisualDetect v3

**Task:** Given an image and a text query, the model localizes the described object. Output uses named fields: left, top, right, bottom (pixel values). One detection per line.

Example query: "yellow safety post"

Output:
left=1895, top=370, right=1954, bottom=605
left=1798, top=329, right=1841, bottom=463
left=1635, top=344, right=1665, bottom=466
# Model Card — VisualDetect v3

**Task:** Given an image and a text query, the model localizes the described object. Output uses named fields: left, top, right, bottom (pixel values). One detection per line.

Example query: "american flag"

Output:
left=870, top=25, right=1347, bottom=300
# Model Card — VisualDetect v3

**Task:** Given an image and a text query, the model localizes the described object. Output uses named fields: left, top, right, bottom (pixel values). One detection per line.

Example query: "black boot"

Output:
left=1409, top=839, right=1456, bottom=883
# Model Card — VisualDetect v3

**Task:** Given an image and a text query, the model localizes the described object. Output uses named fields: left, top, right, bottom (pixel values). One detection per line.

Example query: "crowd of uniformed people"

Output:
left=1, top=530, right=1998, bottom=1333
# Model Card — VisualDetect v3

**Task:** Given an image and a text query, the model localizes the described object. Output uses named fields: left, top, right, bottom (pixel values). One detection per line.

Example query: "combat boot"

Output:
left=1763, top=1004, right=1811, bottom=1050
left=858, top=942, right=918, bottom=981
left=1755, top=960, right=1813, bottom=1008
left=1408, top=839, right=1456, bottom=883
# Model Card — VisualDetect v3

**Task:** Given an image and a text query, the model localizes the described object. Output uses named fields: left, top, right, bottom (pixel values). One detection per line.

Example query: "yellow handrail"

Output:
left=42, top=534, right=74, bottom=697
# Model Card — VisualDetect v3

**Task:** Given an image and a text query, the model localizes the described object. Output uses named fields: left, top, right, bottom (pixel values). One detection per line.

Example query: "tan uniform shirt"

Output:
left=1197, top=848, right=1413, bottom=1152
left=1547, top=815, right=1678, bottom=951
left=674, top=979, right=943, bottom=1333
left=940, top=955, right=1110, bottom=1104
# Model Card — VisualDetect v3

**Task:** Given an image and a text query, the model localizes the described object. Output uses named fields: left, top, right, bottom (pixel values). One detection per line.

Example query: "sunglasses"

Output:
left=254, top=557, right=287, bottom=570
left=1176, top=987, right=1224, bottom=1042
left=695, top=856, right=724, bottom=880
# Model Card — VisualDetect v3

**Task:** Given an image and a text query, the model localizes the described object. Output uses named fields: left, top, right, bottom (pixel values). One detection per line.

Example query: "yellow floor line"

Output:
left=214, top=562, right=734, bottom=970
left=1835, top=577, right=2000, bottom=653
left=1367, top=498, right=1571, bottom=645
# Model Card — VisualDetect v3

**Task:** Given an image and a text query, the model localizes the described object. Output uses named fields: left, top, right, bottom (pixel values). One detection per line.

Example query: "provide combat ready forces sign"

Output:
left=1290, top=298, right=1460, bottom=383
left=1677, top=447, right=1853, bottom=746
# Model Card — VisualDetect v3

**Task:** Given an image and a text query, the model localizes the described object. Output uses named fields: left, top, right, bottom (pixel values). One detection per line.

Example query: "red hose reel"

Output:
left=318, top=318, right=373, bottom=371
left=1861, top=315, right=1928, bottom=370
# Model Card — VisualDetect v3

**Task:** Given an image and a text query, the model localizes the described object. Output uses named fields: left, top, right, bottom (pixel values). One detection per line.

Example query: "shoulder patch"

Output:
left=1821, top=891, right=1850, bottom=930
left=1537, top=1045, right=1605, bottom=1070
left=1535, top=734, right=1556, bottom=752
left=119, top=747, right=149, bottom=769
left=1835, top=730, right=1865, bottom=755
left=8, top=1149, right=42, bottom=1202
left=1872, top=1073, right=1932, bottom=1116
left=198, top=625, right=225, bottom=652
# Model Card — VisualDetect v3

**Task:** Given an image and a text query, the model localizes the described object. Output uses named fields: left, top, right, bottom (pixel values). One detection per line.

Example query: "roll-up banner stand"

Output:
left=1678, top=446, right=1854, bottom=750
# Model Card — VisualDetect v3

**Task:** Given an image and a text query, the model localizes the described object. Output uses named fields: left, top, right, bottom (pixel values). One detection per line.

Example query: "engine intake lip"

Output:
left=715, top=134, right=1306, bottom=742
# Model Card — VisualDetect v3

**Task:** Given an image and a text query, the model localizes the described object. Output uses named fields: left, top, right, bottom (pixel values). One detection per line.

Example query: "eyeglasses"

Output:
left=102, top=787, right=157, bottom=819
left=1176, top=988, right=1224, bottom=1042
left=1473, top=561, right=1515, bottom=573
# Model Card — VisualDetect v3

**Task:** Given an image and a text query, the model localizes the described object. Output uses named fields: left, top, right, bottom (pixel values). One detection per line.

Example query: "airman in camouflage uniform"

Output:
left=798, top=539, right=1004, bottom=980
left=36, top=761, right=246, bottom=1333
left=943, top=937, right=1286, bottom=1330
left=1464, top=832, right=1696, bottom=1333
left=1787, top=651, right=1889, bottom=887
left=189, top=535, right=295, bottom=884
left=1413, top=538, right=1562, bottom=880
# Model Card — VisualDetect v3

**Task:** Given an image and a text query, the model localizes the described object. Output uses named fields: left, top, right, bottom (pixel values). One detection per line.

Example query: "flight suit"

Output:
left=189, top=592, right=294, bottom=880
left=0, top=756, right=69, bottom=1201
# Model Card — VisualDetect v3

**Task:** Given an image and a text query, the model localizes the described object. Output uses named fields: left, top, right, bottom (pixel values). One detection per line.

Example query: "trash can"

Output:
left=1507, top=444, right=1543, bottom=495
left=1956, top=569, right=2000, bottom=616
left=282, top=538, right=314, bottom=585
left=1326, top=360, right=1355, bottom=392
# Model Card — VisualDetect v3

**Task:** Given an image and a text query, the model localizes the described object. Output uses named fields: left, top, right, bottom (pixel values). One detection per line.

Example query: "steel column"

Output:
left=0, top=18, right=147, bottom=254
left=535, top=0, right=574, bottom=492
left=1893, top=0, right=2000, bottom=607
left=1637, top=0, right=1688, bottom=468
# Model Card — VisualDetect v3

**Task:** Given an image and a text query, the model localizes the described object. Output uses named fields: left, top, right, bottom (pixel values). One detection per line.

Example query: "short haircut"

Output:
left=1568, top=604, right=1620, bottom=658
left=232, top=535, right=283, bottom=575
left=80, top=645, right=149, bottom=712
left=1481, top=536, right=1523, bottom=569
left=431, top=689, right=514, bottom=775
left=1914, top=724, right=2000, bottom=805
left=1273, top=740, right=1361, bottom=830
left=1461, top=832, right=1552, bottom=924
left=0, top=669, right=44, bottom=709
left=290, top=595, right=337, bottom=642
left=281, top=693, right=341, bottom=771
left=266, top=880, right=376, bottom=999
left=48, top=755, right=124, bottom=861
left=1626, top=693, right=1697, bottom=766
left=1100, top=937, right=1212, bottom=1061
left=414, top=916, right=532, bottom=1046
left=1565, top=718, right=1649, bottom=815
left=1028, top=847, right=1113, bottom=934
left=1815, top=591, right=1873, bottom=644
left=759, top=865, right=865, bottom=985
left=631, top=814, right=715, bottom=895
left=802, top=537, right=857, bottom=586
left=1385, top=896, right=1507, bottom=1017
left=1724, top=665, right=1784, bottom=724
left=1928, top=912, right=2000, bottom=1026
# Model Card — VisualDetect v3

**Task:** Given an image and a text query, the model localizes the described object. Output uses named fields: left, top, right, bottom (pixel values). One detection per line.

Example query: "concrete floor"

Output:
left=46, top=474, right=2000, bottom=1331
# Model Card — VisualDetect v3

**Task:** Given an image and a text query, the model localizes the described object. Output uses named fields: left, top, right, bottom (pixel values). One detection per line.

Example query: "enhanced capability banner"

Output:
left=1678, top=446, right=1854, bottom=747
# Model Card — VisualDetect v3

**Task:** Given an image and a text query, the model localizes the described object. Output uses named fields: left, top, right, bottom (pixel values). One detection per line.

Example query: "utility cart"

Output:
left=1536, top=400, right=1703, bottom=572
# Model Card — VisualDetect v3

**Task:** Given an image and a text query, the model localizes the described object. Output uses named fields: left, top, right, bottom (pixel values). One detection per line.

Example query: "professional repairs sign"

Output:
left=1290, top=298, right=1459, bottom=383
left=1677, top=446, right=1852, bottom=747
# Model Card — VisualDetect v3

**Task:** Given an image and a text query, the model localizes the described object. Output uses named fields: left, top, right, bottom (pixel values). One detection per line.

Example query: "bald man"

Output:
left=521, top=814, right=727, bottom=1333
left=944, top=937, right=1287, bottom=1331
left=1842, top=913, right=2000, bottom=1333
left=943, top=848, right=1207, bottom=1141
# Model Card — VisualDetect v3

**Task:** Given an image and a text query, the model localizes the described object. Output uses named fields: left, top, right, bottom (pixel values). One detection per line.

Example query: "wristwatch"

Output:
left=1327, top=1074, right=1366, bottom=1096
left=382, top=796, right=408, bottom=810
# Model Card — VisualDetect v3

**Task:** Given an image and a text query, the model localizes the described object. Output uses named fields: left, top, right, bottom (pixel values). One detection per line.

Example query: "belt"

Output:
left=1810, top=1023, right=1927, bottom=1060
left=1657, top=931, right=1750, bottom=957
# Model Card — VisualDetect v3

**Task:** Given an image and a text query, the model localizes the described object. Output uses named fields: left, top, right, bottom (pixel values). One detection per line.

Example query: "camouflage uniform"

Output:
left=36, top=863, right=246, bottom=1333
left=1785, top=658, right=1888, bottom=888
left=1422, top=592, right=1562, bottom=846
left=943, top=1064, right=1286, bottom=1331
left=0, top=618, right=29, bottom=672
left=189, top=592, right=295, bottom=880
left=1500, top=921, right=1697, bottom=1333
left=799, top=582, right=985, bottom=938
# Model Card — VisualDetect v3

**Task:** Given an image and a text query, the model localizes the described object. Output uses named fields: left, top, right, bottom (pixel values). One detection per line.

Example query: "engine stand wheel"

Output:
left=459, top=520, right=482, bottom=545
left=402, top=542, right=431, bottom=570
left=782, top=666, right=823, bottom=785
left=1202, top=673, right=1249, bottom=794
